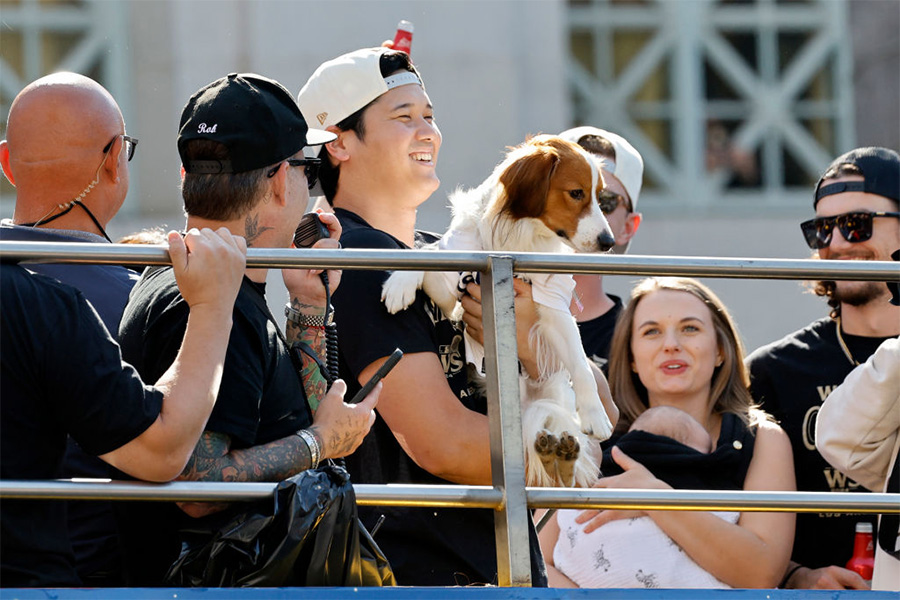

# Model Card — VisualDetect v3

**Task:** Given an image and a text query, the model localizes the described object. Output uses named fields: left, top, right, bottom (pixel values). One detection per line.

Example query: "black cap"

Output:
left=814, top=147, right=900, bottom=207
left=178, top=73, right=335, bottom=174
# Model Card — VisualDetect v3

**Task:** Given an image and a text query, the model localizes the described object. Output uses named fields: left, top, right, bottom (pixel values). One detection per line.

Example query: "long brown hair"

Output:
left=608, top=277, right=768, bottom=432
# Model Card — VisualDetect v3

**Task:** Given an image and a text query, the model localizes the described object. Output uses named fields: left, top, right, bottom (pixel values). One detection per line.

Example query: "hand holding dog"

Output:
left=461, top=279, right=540, bottom=378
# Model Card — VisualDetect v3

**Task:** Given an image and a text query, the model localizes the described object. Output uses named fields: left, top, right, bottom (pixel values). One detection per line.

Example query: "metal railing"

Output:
left=1, top=241, right=898, bottom=588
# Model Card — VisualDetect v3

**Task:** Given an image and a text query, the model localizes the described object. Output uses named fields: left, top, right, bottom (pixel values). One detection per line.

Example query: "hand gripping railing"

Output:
left=1, top=241, right=898, bottom=587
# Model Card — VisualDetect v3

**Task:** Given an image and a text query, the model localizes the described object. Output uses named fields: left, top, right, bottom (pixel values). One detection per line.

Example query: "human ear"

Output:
left=324, top=126, right=351, bottom=163
left=618, top=212, right=643, bottom=245
left=270, top=161, right=289, bottom=206
left=0, top=141, right=15, bottom=186
left=103, top=136, right=123, bottom=182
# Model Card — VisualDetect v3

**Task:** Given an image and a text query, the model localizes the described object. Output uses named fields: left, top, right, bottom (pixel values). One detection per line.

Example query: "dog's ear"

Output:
left=498, top=145, right=560, bottom=219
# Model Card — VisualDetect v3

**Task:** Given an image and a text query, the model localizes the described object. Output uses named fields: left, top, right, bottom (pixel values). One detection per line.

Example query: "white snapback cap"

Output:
left=297, top=47, right=422, bottom=130
left=559, top=126, right=644, bottom=208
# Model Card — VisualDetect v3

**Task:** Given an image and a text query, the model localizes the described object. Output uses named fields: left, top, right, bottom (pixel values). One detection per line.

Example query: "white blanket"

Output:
left=553, top=508, right=738, bottom=588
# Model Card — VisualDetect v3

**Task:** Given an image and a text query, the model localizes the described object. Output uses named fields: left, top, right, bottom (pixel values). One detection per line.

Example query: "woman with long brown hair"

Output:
left=540, top=277, right=795, bottom=588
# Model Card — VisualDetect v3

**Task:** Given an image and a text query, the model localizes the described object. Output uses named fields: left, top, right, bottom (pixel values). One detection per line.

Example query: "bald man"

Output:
left=0, top=72, right=141, bottom=585
left=0, top=72, right=139, bottom=327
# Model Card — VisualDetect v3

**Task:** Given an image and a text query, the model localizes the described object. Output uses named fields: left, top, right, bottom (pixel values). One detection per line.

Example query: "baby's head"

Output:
left=629, top=406, right=712, bottom=453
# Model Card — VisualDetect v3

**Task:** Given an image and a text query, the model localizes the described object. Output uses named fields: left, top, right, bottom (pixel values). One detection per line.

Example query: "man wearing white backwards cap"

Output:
left=558, top=127, right=645, bottom=370
left=298, top=47, right=548, bottom=587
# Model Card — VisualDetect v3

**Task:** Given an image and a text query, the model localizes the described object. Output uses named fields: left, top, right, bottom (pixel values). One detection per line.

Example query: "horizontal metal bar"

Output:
left=1, top=480, right=896, bottom=514
left=526, top=488, right=900, bottom=514
left=1, top=241, right=897, bottom=281
left=0, top=480, right=504, bottom=508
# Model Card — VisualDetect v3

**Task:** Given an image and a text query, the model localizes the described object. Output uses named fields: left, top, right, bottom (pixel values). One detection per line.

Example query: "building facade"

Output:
left=1, top=0, right=897, bottom=350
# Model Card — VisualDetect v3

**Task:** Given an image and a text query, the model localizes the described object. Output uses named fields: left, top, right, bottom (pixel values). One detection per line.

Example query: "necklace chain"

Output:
left=835, top=317, right=860, bottom=366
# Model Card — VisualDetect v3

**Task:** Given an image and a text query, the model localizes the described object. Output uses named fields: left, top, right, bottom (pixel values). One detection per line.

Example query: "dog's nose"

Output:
left=597, top=231, right=616, bottom=252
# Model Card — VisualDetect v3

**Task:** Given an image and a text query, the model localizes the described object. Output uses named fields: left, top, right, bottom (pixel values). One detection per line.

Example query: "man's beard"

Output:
left=832, top=280, right=888, bottom=307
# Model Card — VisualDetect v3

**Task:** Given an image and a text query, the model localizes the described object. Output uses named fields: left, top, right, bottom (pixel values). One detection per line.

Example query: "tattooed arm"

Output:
left=282, top=212, right=343, bottom=413
left=285, top=299, right=329, bottom=413
left=177, top=378, right=379, bottom=518
left=176, top=429, right=318, bottom=517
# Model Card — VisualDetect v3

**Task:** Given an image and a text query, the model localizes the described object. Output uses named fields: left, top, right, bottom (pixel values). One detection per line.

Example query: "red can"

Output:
left=393, top=20, right=414, bottom=56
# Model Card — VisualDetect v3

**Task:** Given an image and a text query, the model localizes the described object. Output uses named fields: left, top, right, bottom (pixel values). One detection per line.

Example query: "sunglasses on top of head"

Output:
left=267, top=157, right=321, bottom=190
left=800, top=210, right=900, bottom=250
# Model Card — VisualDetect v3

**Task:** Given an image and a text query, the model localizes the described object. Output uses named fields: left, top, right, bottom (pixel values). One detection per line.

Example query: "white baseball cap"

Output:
left=297, top=47, right=423, bottom=130
left=559, top=126, right=644, bottom=208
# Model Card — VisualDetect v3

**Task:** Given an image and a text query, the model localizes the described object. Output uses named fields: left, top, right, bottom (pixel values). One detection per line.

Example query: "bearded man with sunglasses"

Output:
left=558, top=127, right=644, bottom=373
left=746, top=147, right=900, bottom=590
left=113, top=73, right=379, bottom=585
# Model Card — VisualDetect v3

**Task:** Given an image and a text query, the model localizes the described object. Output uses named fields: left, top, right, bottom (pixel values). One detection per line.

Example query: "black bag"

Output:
left=165, top=464, right=396, bottom=587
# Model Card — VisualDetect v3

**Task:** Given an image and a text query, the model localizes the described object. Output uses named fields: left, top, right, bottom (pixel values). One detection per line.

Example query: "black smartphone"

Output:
left=349, top=348, right=403, bottom=404
left=293, top=212, right=330, bottom=248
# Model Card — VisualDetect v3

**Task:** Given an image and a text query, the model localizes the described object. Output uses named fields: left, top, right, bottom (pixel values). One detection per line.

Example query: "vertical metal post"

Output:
left=481, top=255, right=532, bottom=587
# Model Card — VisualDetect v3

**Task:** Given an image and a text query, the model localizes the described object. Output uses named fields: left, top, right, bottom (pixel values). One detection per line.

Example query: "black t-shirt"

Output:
left=576, top=293, right=623, bottom=374
left=0, top=222, right=140, bottom=586
left=333, top=208, right=547, bottom=586
left=1, top=223, right=141, bottom=584
left=0, top=265, right=162, bottom=587
left=115, top=268, right=312, bottom=585
left=746, top=317, right=889, bottom=569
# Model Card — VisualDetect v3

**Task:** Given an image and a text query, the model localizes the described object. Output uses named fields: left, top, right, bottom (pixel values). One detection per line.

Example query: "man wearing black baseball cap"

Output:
left=747, top=147, right=899, bottom=590
left=114, top=73, right=379, bottom=585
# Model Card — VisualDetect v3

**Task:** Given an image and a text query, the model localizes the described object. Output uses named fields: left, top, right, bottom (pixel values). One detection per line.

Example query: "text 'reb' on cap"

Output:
left=178, top=73, right=336, bottom=174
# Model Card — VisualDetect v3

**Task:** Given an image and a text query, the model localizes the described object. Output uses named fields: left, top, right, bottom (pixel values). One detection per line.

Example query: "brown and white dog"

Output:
left=381, top=135, right=616, bottom=487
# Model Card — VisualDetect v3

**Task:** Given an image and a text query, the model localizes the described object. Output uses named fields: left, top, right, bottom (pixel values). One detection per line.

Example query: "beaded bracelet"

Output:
left=295, top=429, right=321, bottom=468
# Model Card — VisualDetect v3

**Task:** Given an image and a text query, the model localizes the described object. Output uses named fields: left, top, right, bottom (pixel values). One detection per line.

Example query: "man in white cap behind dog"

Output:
left=558, top=127, right=644, bottom=371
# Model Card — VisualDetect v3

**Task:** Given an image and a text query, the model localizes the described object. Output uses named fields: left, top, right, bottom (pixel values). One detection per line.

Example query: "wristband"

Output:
left=285, top=304, right=333, bottom=327
left=296, top=429, right=321, bottom=468
left=779, top=564, right=803, bottom=589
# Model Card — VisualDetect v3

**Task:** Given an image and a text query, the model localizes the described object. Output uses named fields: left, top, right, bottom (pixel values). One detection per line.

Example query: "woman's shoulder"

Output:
left=747, top=418, right=793, bottom=471
left=753, top=418, right=790, bottom=445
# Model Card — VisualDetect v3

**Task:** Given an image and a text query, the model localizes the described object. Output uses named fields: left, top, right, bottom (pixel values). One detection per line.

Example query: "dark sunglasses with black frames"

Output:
left=267, top=157, right=321, bottom=190
left=598, top=189, right=632, bottom=215
left=800, top=210, right=900, bottom=250
left=102, top=134, right=139, bottom=162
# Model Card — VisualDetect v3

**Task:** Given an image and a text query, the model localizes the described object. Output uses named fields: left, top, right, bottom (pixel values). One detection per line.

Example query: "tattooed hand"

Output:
left=310, top=379, right=379, bottom=459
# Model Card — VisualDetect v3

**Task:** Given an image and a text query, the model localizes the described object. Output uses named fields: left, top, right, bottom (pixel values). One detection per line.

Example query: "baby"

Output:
left=628, top=405, right=712, bottom=454
left=552, top=406, right=739, bottom=589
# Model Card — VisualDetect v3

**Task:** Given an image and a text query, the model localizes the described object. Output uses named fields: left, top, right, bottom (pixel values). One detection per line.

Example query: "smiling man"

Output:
left=297, top=47, right=548, bottom=586
left=746, top=147, right=900, bottom=590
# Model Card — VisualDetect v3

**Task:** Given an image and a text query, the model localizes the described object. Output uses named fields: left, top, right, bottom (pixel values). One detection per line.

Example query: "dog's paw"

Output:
left=534, top=430, right=559, bottom=470
left=381, top=270, right=425, bottom=314
left=579, top=406, right=614, bottom=441
left=555, top=433, right=581, bottom=488
left=556, top=432, right=580, bottom=462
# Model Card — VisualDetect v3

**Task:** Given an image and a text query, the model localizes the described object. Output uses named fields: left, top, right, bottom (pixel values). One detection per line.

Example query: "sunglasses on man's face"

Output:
left=267, top=157, right=321, bottom=190
left=598, top=189, right=632, bottom=215
left=800, top=211, right=900, bottom=250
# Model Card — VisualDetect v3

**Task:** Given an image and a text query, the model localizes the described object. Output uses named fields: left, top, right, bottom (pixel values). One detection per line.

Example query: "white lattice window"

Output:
left=0, top=0, right=133, bottom=209
left=568, top=0, right=855, bottom=208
